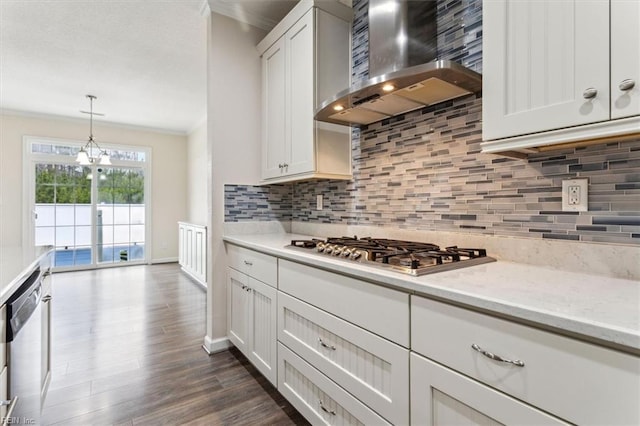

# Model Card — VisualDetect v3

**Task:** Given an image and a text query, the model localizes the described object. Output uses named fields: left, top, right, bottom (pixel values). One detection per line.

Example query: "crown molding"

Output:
left=0, top=108, right=188, bottom=136
left=206, top=0, right=278, bottom=30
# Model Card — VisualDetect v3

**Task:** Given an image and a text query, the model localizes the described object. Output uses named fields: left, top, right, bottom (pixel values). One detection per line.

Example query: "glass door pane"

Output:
left=97, top=167, right=145, bottom=264
left=34, top=163, right=92, bottom=267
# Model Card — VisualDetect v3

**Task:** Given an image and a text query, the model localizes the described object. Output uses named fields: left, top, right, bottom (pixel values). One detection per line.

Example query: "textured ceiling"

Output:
left=0, top=0, right=300, bottom=134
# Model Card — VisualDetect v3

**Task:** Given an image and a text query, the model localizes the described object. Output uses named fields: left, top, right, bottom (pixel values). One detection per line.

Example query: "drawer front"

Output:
left=411, top=296, right=640, bottom=426
left=411, top=353, right=569, bottom=426
left=227, top=244, right=277, bottom=287
left=278, top=292, right=409, bottom=425
left=278, top=343, right=391, bottom=426
left=279, top=259, right=409, bottom=347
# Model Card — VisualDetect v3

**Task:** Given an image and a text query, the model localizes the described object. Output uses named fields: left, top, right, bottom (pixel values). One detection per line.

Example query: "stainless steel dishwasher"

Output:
left=4, top=266, right=43, bottom=426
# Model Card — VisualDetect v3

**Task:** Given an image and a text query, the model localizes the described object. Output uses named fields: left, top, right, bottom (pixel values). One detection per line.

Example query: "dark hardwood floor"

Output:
left=42, top=263, right=308, bottom=425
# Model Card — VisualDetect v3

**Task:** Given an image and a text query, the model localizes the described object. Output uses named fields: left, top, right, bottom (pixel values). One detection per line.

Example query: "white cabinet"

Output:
left=226, top=247, right=278, bottom=386
left=278, top=292, right=409, bottom=425
left=258, top=1, right=352, bottom=183
left=411, top=295, right=640, bottom=426
left=277, top=260, right=410, bottom=425
left=611, top=0, right=640, bottom=119
left=482, top=0, right=640, bottom=154
left=411, top=353, right=569, bottom=426
left=278, top=343, right=391, bottom=426
left=41, top=272, right=52, bottom=404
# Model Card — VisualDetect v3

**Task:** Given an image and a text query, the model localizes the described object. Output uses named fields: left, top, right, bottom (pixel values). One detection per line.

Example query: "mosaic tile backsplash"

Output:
left=224, top=0, right=640, bottom=246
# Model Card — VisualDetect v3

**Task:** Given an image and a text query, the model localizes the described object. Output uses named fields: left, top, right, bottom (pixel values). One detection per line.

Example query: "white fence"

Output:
left=35, top=204, right=145, bottom=246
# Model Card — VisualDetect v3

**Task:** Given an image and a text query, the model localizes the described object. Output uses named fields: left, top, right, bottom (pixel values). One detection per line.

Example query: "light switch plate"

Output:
left=562, top=178, right=588, bottom=212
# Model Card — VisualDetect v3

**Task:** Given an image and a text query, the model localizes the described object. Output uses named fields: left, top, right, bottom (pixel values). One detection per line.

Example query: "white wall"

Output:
left=205, top=12, right=265, bottom=349
left=0, top=113, right=188, bottom=261
left=186, top=120, right=208, bottom=226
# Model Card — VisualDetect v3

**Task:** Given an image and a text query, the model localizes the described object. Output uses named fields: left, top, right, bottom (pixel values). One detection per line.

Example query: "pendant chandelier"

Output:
left=76, top=94, right=111, bottom=165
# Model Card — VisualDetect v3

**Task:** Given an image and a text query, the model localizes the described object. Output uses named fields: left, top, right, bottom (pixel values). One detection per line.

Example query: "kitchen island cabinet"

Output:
left=257, top=0, right=352, bottom=184
left=482, top=0, right=640, bottom=154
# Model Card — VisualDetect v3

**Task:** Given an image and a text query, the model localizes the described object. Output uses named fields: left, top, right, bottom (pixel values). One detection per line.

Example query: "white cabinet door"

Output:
left=611, top=0, right=640, bottom=119
left=227, top=268, right=250, bottom=353
left=410, top=353, right=570, bottom=426
left=285, top=9, right=315, bottom=177
left=483, top=0, right=610, bottom=140
left=262, top=37, right=287, bottom=180
left=41, top=276, right=52, bottom=404
left=247, top=277, right=277, bottom=386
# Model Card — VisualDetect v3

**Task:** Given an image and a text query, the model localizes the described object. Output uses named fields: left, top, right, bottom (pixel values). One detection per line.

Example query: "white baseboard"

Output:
left=202, top=336, right=231, bottom=354
left=151, top=257, right=179, bottom=264
left=180, top=267, right=207, bottom=289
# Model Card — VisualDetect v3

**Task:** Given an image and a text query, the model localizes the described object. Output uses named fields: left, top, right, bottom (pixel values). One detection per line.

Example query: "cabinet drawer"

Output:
left=279, top=259, right=409, bottom=347
left=278, top=343, right=391, bottom=426
left=227, top=244, right=277, bottom=287
left=411, top=296, right=640, bottom=426
left=278, top=292, right=408, bottom=425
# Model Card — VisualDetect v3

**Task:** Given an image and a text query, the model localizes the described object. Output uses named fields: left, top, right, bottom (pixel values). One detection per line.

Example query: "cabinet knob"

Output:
left=278, top=163, right=283, bottom=169
left=582, top=88, right=598, bottom=99
left=243, top=260, right=253, bottom=266
left=619, top=79, right=636, bottom=91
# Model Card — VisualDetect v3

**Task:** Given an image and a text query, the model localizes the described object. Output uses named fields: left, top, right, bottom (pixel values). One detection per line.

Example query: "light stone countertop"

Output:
left=0, top=246, right=53, bottom=305
left=223, top=232, right=640, bottom=354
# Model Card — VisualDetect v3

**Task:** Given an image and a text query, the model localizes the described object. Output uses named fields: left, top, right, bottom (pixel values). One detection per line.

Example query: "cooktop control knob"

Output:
left=333, top=246, right=344, bottom=256
left=351, top=250, right=362, bottom=260
left=316, top=243, right=325, bottom=252
left=341, top=248, right=352, bottom=257
left=325, top=244, right=335, bottom=254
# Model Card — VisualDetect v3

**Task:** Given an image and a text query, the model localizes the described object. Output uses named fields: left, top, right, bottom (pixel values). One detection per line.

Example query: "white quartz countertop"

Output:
left=0, top=246, right=53, bottom=305
left=224, top=233, right=640, bottom=353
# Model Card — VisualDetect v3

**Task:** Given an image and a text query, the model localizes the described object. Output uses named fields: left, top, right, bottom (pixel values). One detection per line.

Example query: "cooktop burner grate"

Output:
left=287, top=236, right=495, bottom=276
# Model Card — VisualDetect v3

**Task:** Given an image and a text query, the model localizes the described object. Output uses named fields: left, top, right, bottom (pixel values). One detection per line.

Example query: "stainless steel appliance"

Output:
left=290, top=237, right=495, bottom=276
left=4, top=267, right=43, bottom=425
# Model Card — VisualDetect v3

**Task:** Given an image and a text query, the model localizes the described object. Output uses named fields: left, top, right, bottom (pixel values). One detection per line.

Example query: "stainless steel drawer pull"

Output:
left=42, top=295, right=52, bottom=302
left=582, top=87, right=598, bottom=99
left=471, top=343, right=525, bottom=367
left=619, top=79, right=636, bottom=91
left=319, top=400, right=336, bottom=415
left=3, top=396, right=18, bottom=426
left=318, top=337, right=336, bottom=350
left=243, top=260, right=253, bottom=266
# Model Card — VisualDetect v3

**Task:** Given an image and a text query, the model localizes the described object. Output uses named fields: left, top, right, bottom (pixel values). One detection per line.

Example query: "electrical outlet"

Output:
left=316, top=194, right=323, bottom=210
left=562, top=178, right=588, bottom=212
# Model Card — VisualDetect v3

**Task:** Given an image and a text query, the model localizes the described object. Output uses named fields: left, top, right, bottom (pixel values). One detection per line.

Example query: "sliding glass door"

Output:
left=27, top=139, right=150, bottom=270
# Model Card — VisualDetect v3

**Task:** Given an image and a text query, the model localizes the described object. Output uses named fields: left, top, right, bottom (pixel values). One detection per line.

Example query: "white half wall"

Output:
left=206, top=12, right=266, bottom=344
left=0, top=113, right=188, bottom=261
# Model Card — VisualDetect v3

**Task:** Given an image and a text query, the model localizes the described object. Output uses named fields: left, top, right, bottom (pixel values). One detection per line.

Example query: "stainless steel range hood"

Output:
left=315, top=0, right=482, bottom=127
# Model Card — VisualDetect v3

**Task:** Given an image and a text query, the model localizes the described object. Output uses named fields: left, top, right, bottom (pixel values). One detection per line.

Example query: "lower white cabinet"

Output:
left=410, top=353, right=568, bottom=425
left=0, top=366, right=7, bottom=421
left=278, top=343, right=391, bottom=426
left=41, top=273, right=52, bottom=403
left=227, top=267, right=277, bottom=385
left=411, top=296, right=640, bottom=426
left=278, top=292, right=409, bottom=425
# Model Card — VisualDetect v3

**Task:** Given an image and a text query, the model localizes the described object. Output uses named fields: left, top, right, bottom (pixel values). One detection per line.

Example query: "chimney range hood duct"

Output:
left=315, top=0, right=482, bottom=127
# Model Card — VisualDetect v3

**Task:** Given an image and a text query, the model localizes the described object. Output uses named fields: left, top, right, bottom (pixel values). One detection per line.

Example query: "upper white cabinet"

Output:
left=611, top=0, right=640, bottom=120
left=258, top=0, right=352, bottom=183
left=482, top=0, right=640, bottom=154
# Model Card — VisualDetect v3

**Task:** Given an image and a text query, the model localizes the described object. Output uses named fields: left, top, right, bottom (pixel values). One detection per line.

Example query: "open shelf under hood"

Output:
left=314, top=60, right=482, bottom=127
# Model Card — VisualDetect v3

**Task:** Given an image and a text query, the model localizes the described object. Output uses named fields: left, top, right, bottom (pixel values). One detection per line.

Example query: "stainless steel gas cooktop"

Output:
left=288, top=236, right=495, bottom=276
